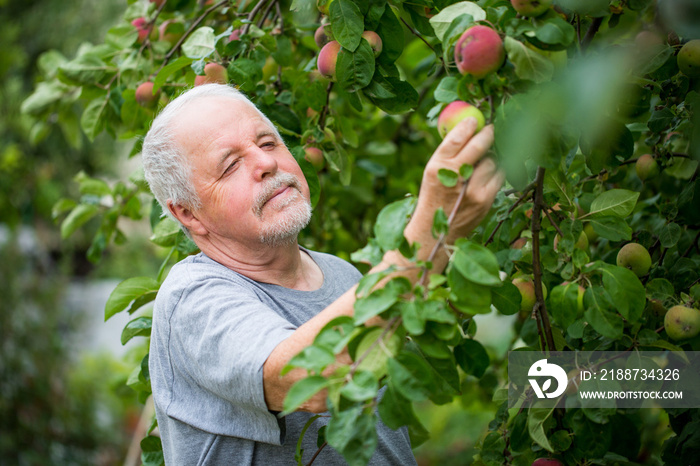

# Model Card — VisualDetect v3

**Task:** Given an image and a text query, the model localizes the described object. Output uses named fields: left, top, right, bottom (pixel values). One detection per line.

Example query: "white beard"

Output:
left=254, top=172, right=312, bottom=246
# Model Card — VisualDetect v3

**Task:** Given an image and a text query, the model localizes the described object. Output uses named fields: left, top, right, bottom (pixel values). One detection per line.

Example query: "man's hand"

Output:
left=405, top=116, right=504, bottom=269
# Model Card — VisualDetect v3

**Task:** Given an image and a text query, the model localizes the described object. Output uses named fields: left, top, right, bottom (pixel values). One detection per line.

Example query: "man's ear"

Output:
left=167, top=201, right=208, bottom=236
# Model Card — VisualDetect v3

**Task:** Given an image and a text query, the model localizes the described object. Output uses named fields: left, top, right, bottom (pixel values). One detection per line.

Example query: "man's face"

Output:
left=172, top=96, right=311, bottom=246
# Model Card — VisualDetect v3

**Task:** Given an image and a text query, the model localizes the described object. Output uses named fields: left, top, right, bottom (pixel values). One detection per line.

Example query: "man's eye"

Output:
left=262, top=142, right=276, bottom=148
left=224, top=160, right=237, bottom=173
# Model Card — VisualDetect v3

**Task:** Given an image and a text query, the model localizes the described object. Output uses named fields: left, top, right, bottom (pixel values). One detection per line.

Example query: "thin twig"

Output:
left=399, top=17, right=448, bottom=75
left=581, top=17, right=603, bottom=52
left=485, top=183, right=535, bottom=246
left=541, top=203, right=565, bottom=238
left=242, top=0, right=273, bottom=35
left=531, top=167, right=556, bottom=353
left=306, top=441, right=328, bottom=466
left=318, top=82, right=334, bottom=129
left=156, top=0, right=230, bottom=75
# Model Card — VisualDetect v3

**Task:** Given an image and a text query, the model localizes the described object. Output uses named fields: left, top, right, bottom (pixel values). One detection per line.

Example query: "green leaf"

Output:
left=491, top=281, right=521, bottom=316
left=659, top=222, right=682, bottom=248
left=285, top=345, right=336, bottom=375
left=534, top=16, right=575, bottom=46
left=150, top=217, right=181, bottom=247
left=366, top=77, right=419, bottom=114
left=588, top=189, right=639, bottom=218
left=140, top=435, right=164, bottom=466
left=326, top=406, right=378, bottom=464
left=336, top=40, right=375, bottom=92
left=329, top=0, right=364, bottom=52
left=528, top=404, right=557, bottom=452
left=61, top=203, right=99, bottom=239
left=599, top=264, right=646, bottom=323
left=105, top=276, right=160, bottom=321
left=432, top=207, right=449, bottom=239
left=583, top=287, right=624, bottom=340
left=434, top=77, right=460, bottom=103
left=21, top=81, right=70, bottom=115
left=228, top=58, right=263, bottom=93
left=340, top=370, right=379, bottom=402
left=376, top=5, right=403, bottom=63
left=354, top=278, right=406, bottom=324
left=399, top=301, right=426, bottom=336
left=437, top=168, right=459, bottom=188
left=154, top=56, right=193, bottom=91
left=504, top=36, right=554, bottom=83
left=281, top=375, right=329, bottom=416
left=454, top=339, right=489, bottom=378
left=354, top=326, right=404, bottom=378
left=59, top=54, right=109, bottom=84
left=121, top=316, right=152, bottom=345
left=373, top=197, right=415, bottom=252
left=587, top=216, right=633, bottom=242
left=81, top=96, right=109, bottom=141
left=646, top=278, right=675, bottom=301
left=182, top=27, right=216, bottom=58
left=429, top=1, right=486, bottom=42
left=448, top=266, right=493, bottom=314
left=387, top=354, right=431, bottom=402
left=451, top=240, right=502, bottom=286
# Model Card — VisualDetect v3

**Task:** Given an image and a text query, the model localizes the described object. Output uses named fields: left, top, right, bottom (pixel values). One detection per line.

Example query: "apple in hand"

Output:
left=437, top=101, right=485, bottom=138
left=454, top=25, right=505, bottom=78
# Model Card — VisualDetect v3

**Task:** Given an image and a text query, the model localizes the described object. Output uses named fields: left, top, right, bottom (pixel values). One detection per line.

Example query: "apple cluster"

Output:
left=316, top=31, right=382, bottom=81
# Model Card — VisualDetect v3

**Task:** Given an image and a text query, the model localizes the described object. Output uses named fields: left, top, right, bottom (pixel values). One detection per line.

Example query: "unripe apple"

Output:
left=194, top=62, right=228, bottom=86
left=135, top=81, right=160, bottom=108
left=514, top=278, right=547, bottom=314
left=635, top=154, right=659, bottom=180
left=635, top=30, right=664, bottom=49
left=314, top=25, right=331, bottom=48
left=561, top=281, right=585, bottom=315
left=583, top=224, right=598, bottom=244
left=304, top=146, right=325, bottom=170
left=664, top=305, right=700, bottom=341
left=361, top=31, right=383, bottom=57
left=511, top=0, right=552, bottom=17
left=454, top=25, right=505, bottom=78
left=261, top=56, right=277, bottom=82
left=228, top=28, right=242, bottom=42
left=678, top=40, right=700, bottom=78
left=437, top=101, right=485, bottom=138
left=317, top=41, right=341, bottom=80
left=616, top=243, right=652, bottom=277
left=511, top=237, right=528, bottom=249
left=554, top=231, right=589, bottom=252
left=159, top=19, right=185, bottom=44
left=532, top=457, right=564, bottom=466
left=132, top=17, right=158, bottom=44
left=317, top=0, right=335, bottom=15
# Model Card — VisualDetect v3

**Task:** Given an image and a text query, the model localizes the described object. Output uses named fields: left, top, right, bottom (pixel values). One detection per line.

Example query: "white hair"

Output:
left=141, top=84, right=281, bottom=237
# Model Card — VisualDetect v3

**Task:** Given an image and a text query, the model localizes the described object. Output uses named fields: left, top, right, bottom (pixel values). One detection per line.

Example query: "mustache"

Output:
left=252, top=172, right=302, bottom=216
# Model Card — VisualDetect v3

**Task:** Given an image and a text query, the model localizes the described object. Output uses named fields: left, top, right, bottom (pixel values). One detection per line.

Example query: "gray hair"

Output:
left=141, top=84, right=281, bottom=236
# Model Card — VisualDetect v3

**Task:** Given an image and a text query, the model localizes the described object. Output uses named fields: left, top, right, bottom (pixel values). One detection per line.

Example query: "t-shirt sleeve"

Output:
left=162, top=269, right=297, bottom=444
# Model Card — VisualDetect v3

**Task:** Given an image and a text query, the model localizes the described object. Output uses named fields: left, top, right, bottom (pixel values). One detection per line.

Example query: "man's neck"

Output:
left=196, top=236, right=323, bottom=291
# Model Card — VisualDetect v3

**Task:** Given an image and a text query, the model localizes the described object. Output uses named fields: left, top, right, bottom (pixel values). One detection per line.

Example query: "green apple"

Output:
left=635, top=154, right=660, bottom=180
left=664, top=305, right=700, bottom=341
left=616, top=243, right=652, bottom=277
left=678, top=40, right=700, bottom=78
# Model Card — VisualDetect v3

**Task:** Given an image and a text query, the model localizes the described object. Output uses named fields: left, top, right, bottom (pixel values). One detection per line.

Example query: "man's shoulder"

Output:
left=304, top=248, right=362, bottom=278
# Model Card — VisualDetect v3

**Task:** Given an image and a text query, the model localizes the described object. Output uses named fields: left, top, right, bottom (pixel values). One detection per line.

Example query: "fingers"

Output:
left=468, top=157, right=505, bottom=200
left=434, top=117, right=479, bottom=159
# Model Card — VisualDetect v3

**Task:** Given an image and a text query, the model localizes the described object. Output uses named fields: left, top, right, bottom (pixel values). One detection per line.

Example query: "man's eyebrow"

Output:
left=257, top=130, right=278, bottom=141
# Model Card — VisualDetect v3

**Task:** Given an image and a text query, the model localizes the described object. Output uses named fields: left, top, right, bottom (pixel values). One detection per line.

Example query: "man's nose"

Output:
left=251, top=147, right=278, bottom=181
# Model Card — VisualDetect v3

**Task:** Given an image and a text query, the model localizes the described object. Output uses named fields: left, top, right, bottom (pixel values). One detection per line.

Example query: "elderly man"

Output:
left=142, top=83, right=503, bottom=465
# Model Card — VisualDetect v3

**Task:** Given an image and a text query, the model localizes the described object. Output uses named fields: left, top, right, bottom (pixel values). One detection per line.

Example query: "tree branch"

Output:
left=485, top=183, right=535, bottom=246
left=399, top=17, right=449, bottom=75
left=531, top=167, right=556, bottom=353
left=581, top=17, right=603, bottom=53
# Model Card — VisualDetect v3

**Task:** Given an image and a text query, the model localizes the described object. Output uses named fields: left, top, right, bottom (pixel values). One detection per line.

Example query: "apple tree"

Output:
left=23, top=0, right=700, bottom=464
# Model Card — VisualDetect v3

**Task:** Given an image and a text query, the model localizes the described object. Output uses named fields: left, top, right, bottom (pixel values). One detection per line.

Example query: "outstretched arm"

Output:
left=262, top=117, right=505, bottom=412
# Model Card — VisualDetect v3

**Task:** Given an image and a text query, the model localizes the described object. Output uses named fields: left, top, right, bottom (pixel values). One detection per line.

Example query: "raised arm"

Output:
left=262, top=117, right=504, bottom=412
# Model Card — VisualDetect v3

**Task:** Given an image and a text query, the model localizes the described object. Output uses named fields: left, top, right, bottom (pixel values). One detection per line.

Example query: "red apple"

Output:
left=314, top=25, right=331, bottom=48
left=532, top=458, right=564, bottom=466
left=132, top=17, right=158, bottom=44
left=454, top=25, right=505, bottom=78
left=318, top=41, right=341, bottom=81
left=437, top=101, right=485, bottom=138
left=135, top=82, right=160, bottom=108
left=304, top=146, right=325, bottom=170
left=194, top=62, right=228, bottom=86
left=228, top=28, right=242, bottom=42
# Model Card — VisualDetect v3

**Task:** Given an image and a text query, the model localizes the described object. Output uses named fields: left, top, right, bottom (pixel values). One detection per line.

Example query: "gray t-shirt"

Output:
left=149, top=248, right=417, bottom=465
